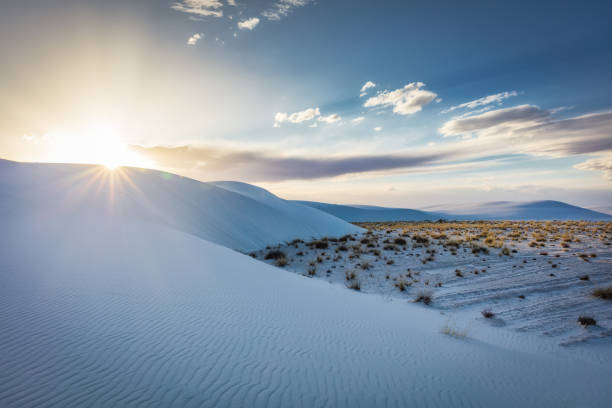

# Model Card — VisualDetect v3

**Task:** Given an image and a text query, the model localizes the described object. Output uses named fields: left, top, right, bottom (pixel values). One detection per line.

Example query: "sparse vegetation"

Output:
left=593, top=286, right=612, bottom=300
left=414, top=290, right=432, bottom=305
left=481, top=309, right=495, bottom=319
left=265, top=250, right=286, bottom=260
left=577, top=316, right=596, bottom=326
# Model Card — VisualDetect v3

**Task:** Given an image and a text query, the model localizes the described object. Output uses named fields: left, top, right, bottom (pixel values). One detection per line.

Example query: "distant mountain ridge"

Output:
left=296, top=200, right=612, bottom=221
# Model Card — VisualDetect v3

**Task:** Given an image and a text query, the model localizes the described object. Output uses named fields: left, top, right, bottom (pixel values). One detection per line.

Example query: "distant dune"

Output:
left=298, top=199, right=612, bottom=222
left=422, top=200, right=612, bottom=221
left=295, top=200, right=442, bottom=222
left=0, top=160, right=360, bottom=251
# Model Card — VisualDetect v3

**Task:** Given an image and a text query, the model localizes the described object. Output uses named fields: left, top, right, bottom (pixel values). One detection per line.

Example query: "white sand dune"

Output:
left=0, top=160, right=360, bottom=251
left=1, top=160, right=612, bottom=407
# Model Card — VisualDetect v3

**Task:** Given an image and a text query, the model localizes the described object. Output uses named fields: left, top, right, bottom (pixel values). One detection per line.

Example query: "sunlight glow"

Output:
left=43, top=124, right=154, bottom=169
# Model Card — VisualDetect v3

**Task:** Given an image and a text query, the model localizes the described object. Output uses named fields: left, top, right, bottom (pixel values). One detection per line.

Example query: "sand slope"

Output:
left=2, top=210, right=612, bottom=407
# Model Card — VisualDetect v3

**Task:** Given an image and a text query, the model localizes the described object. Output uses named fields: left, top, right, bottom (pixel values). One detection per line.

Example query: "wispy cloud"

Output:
left=171, top=0, right=224, bottom=18
left=439, top=104, right=548, bottom=137
left=187, top=33, right=204, bottom=45
left=274, top=107, right=341, bottom=127
left=352, top=116, right=365, bottom=124
left=262, top=0, right=311, bottom=21
left=129, top=145, right=445, bottom=182
left=318, top=113, right=342, bottom=124
left=274, top=107, right=320, bottom=127
left=364, top=82, right=437, bottom=115
left=238, top=17, right=260, bottom=30
left=359, top=81, right=376, bottom=97
left=575, top=155, right=612, bottom=180
left=442, top=91, right=518, bottom=113
left=373, top=126, right=382, bottom=132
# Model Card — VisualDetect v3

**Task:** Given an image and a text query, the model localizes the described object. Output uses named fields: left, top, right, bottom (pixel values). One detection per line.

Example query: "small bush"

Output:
left=312, top=240, right=329, bottom=249
left=360, top=262, right=371, bottom=270
left=275, top=257, right=288, bottom=267
left=481, top=309, right=495, bottom=319
left=593, top=286, right=612, bottom=300
left=307, top=267, right=316, bottom=276
left=393, top=237, right=407, bottom=245
left=579, top=275, right=589, bottom=281
left=577, top=316, right=596, bottom=326
left=414, top=290, right=433, bottom=305
left=455, top=269, right=463, bottom=277
left=265, top=250, right=286, bottom=260
left=347, top=279, right=361, bottom=291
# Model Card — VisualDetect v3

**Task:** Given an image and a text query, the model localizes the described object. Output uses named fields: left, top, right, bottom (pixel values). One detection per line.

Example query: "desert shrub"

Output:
left=414, top=290, right=433, bottom=305
left=307, top=267, right=316, bottom=276
left=441, top=322, right=468, bottom=339
left=387, top=259, right=394, bottom=265
left=593, top=286, right=612, bottom=300
left=393, top=237, right=407, bottom=245
left=275, top=257, right=288, bottom=267
left=383, top=244, right=397, bottom=251
left=455, top=269, right=463, bottom=277
left=395, top=279, right=408, bottom=292
left=500, top=246, right=511, bottom=256
left=411, top=234, right=429, bottom=244
left=337, top=245, right=348, bottom=251
left=579, top=275, right=590, bottom=281
left=345, top=271, right=356, bottom=281
left=577, top=316, right=596, bottom=326
left=481, top=309, right=495, bottom=318
left=312, top=240, right=329, bottom=249
left=265, top=250, right=286, bottom=260
left=360, top=262, right=371, bottom=270
left=347, top=279, right=361, bottom=291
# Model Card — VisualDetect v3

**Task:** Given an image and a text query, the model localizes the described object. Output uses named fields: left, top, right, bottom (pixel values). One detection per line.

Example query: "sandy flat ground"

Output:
left=253, top=221, right=612, bottom=348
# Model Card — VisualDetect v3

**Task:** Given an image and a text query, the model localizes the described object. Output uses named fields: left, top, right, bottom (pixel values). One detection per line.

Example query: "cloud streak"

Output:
left=442, top=91, right=518, bottom=113
left=262, top=0, right=311, bottom=21
left=364, top=82, right=437, bottom=115
left=171, top=0, right=224, bottom=18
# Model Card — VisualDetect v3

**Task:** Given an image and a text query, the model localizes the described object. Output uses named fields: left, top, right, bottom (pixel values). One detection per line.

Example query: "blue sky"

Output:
left=1, top=0, right=611, bottom=207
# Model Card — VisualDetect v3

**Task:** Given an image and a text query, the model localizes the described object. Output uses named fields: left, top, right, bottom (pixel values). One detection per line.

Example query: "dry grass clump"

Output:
left=347, top=279, right=361, bottom=291
left=441, top=321, right=468, bottom=339
left=593, top=286, right=612, bottom=300
left=275, top=256, right=288, bottom=267
left=393, top=237, right=407, bottom=245
left=577, top=316, right=596, bottom=326
left=414, top=290, right=433, bottom=305
left=265, top=250, right=286, bottom=260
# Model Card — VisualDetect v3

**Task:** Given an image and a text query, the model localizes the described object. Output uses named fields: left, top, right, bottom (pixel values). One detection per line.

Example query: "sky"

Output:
left=1, top=0, right=611, bottom=208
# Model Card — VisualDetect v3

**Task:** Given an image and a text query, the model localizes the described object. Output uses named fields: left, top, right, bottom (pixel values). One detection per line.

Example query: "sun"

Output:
left=44, top=124, right=153, bottom=169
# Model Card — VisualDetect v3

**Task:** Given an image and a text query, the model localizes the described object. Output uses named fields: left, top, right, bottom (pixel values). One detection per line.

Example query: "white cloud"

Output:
left=360, top=81, right=376, bottom=96
left=443, top=91, right=518, bottom=113
left=374, top=126, right=382, bottom=132
left=575, top=155, right=612, bottom=180
left=227, top=0, right=237, bottom=6
left=439, top=104, right=549, bottom=137
left=318, top=113, right=342, bottom=124
left=171, top=0, right=223, bottom=17
left=364, top=82, right=437, bottom=115
left=238, top=17, right=260, bottom=30
left=262, top=0, right=311, bottom=21
left=274, top=107, right=320, bottom=126
left=352, top=116, right=365, bottom=124
left=187, top=33, right=204, bottom=45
